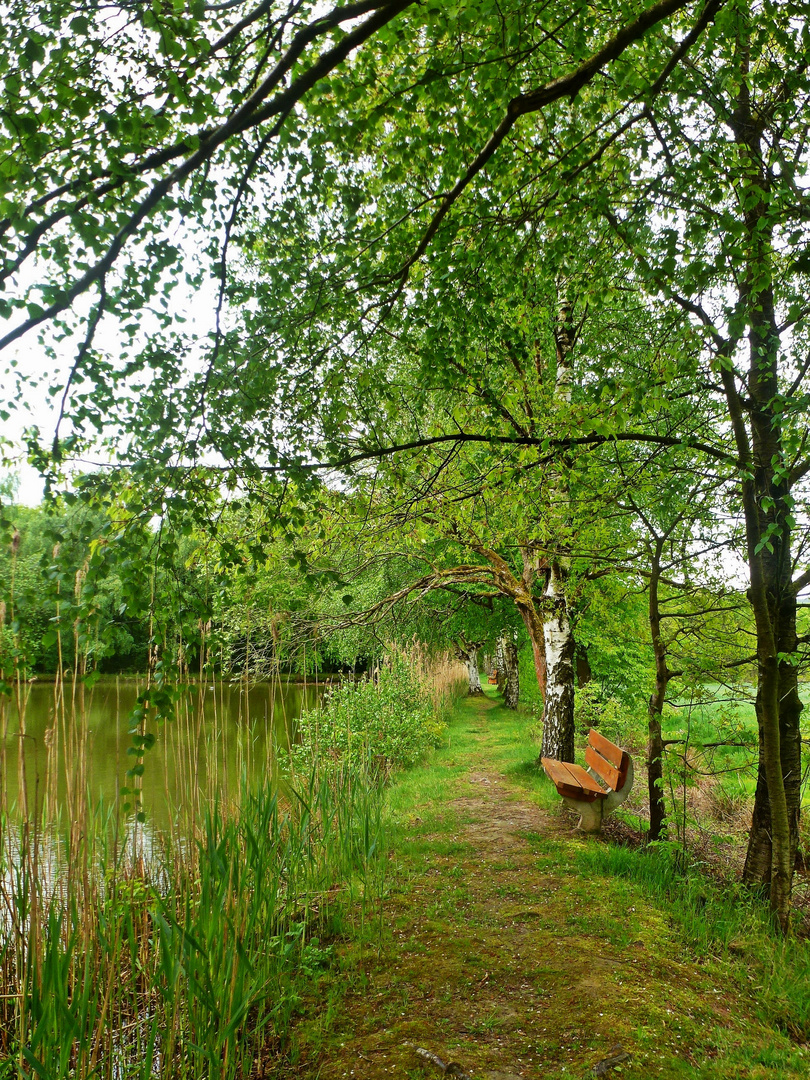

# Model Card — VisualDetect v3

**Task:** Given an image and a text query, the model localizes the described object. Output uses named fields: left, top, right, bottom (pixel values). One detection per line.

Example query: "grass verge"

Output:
left=289, top=688, right=810, bottom=1080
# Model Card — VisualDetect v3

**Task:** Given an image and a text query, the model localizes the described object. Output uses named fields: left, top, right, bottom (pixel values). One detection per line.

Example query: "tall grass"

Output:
left=386, top=641, right=468, bottom=722
left=0, top=643, right=466, bottom=1078
left=1, top=762, right=383, bottom=1078
left=0, top=669, right=385, bottom=1079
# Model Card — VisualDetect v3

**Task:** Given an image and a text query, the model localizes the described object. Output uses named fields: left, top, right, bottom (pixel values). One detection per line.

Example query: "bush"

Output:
left=292, top=655, right=446, bottom=777
left=574, top=682, right=643, bottom=746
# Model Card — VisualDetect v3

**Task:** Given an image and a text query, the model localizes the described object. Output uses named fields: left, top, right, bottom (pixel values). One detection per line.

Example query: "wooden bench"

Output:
left=542, top=729, right=634, bottom=833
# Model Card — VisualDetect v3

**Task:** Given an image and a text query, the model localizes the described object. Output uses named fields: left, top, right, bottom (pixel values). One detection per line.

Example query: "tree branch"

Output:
left=0, top=0, right=417, bottom=353
left=269, top=428, right=738, bottom=474
left=389, top=0, right=721, bottom=290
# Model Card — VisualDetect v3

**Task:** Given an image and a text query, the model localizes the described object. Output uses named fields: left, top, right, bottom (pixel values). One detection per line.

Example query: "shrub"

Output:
left=574, top=682, right=643, bottom=746
left=292, top=655, right=445, bottom=777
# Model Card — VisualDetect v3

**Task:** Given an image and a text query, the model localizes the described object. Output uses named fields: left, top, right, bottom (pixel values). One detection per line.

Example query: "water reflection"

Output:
left=0, top=676, right=322, bottom=831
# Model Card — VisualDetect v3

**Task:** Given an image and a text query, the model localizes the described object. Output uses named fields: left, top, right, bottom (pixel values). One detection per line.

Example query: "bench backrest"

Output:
left=586, top=729, right=630, bottom=793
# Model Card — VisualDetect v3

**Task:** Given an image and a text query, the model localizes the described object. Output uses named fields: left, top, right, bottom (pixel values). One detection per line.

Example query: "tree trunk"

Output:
left=473, top=544, right=548, bottom=702
left=452, top=637, right=484, bottom=695
left=743, top=600, right=803, bottom=891
left=729, top=51, right=802, bottom=929
left=647, top=538, right=668, bottom=842
left=493, top=637, right=505, bottom=691
left=500, top=634, right=519, bottom=709
left=465, top=650, right=483, bottom=694
left=575, top=647, right=592, bottom=687
left=539, top=298, right=576, bottom=763
left=740, top=513, right=802, bottom=920
left=541, top=559, right=575, bottom=761
left=742, top=719, right=772, bottom=888
left=521, top=608, right=546, bottom=697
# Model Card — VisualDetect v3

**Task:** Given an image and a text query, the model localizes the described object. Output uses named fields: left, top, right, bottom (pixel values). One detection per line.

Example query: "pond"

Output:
left=0, top=675, right=323, bottom=834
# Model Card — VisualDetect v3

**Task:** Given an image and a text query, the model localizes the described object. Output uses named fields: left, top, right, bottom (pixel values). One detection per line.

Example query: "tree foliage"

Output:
left=4, top=0, right=810, bottom=926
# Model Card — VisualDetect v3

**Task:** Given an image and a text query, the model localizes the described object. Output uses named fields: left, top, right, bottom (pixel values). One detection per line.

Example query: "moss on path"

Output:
left=289, top=692, right=809, bottom=1080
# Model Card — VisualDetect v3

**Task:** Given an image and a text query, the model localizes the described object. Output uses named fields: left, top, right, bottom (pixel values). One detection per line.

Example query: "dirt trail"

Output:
left=296, top=695, right=803, bottom=1080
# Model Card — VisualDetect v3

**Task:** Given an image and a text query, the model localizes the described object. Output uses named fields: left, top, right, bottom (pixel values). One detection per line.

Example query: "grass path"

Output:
left=289, top=691, right=809, bottom=1080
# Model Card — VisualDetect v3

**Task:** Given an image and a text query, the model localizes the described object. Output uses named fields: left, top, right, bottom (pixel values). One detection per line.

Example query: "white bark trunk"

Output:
left=493, top=637, right=504, bottom=677
left=541, top=566, right=575, bottom=760
left=466, top=652, right=483, bottom=694
left=540, top=294, right=576, bottom=761
left=501, top=634, right=519, bottom=709
left=452, top=637, right=484, bottom=695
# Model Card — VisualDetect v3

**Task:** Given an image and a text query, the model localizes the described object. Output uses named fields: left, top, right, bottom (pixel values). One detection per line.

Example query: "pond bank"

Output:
left=286, top=690, right=810, bottom=1080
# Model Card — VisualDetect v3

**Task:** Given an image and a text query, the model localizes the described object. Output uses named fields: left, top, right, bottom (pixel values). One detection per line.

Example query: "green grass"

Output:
left=290, top=688, right=810, bottom=1080
left=663, top=682, right=810, bottom=812
left=0, top=765, right=385, bottom=1079
left=9, top=683, right=809, bottom=1079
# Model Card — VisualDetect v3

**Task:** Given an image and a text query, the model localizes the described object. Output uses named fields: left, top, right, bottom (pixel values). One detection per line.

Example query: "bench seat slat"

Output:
left=541, top=757, right=607, bottom=802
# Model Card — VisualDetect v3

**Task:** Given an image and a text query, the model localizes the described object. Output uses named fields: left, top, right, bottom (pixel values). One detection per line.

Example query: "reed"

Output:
left=386, top=640, right=468, bottom=722
left=0, top=616, right=468, bottom=1079
left=0, top=673, right=385, bottom=1079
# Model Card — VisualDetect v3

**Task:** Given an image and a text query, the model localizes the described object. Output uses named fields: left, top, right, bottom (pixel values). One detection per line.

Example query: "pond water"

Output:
left=0, top=676, right=323, bottom=833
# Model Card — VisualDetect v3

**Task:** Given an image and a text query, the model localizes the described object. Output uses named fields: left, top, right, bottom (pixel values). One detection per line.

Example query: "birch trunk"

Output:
left=466, top=653, right=483, bottom=695
left=540, top=296, right=576, bottom=763
left=499, top=633, right=519, bottom=709
left=541, top=560, right=575, bottom=761
left=452, top=638, right=484, bottom=695
left=493, top=637, right=505, bottom=689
